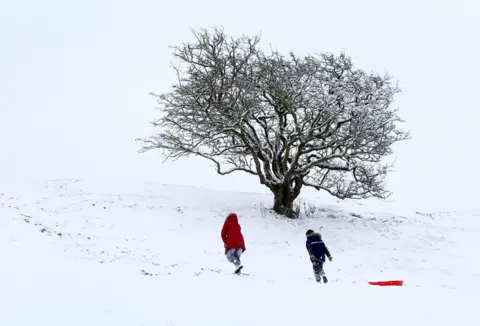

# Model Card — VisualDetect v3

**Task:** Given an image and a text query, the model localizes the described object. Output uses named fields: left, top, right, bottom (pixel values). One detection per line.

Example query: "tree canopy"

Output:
left=138, top=26, right=410, bottom=218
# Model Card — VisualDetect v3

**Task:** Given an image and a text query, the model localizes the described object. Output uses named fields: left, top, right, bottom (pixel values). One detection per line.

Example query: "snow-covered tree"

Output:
left=137, top=27, right=410, bottom=218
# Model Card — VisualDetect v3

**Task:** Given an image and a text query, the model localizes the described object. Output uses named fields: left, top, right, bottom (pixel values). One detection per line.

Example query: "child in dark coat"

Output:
left=306, top=229, right=332, bottom=283
left=221, top=213, right=246, bottom=274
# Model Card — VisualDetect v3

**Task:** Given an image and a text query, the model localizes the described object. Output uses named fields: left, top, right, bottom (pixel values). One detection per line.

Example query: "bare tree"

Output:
left=137, top=26, right=410, bottom=218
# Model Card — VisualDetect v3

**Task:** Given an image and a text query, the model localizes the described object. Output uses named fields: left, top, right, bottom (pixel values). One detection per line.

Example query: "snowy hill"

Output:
left=1, top=179, right=479, bottom=325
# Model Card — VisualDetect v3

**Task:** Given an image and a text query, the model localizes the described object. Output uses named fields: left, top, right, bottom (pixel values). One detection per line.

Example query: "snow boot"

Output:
left=234, top=261, right=243, bottom=274
left=234, top=265, right=243, bottom=274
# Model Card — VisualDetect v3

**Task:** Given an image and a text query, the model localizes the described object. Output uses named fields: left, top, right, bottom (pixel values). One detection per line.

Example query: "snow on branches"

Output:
left=137, top=26, right=410, bottom=217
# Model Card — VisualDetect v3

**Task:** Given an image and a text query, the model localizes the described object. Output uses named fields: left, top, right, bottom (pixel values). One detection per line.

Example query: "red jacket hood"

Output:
left=227, top=213, right=238, bottom=223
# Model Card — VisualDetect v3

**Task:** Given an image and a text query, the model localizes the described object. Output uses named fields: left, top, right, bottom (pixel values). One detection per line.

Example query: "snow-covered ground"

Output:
left=1, top=179, right=479, bottom=325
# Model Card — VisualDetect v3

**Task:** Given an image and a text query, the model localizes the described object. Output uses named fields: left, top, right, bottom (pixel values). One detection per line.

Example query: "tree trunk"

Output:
left=271, top=184, right=299, bottom=219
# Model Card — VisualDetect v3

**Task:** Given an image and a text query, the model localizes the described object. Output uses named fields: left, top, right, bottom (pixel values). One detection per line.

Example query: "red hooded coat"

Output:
left=221, top=213, right=246, bottom=254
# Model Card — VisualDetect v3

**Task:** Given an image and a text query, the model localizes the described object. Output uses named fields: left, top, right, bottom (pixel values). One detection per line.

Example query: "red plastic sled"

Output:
left=368, top=280, right=404, bottom=286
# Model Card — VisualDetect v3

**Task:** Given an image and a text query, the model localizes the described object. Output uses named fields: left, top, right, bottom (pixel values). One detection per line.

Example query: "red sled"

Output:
left=368, top=280, right=404, bottom=287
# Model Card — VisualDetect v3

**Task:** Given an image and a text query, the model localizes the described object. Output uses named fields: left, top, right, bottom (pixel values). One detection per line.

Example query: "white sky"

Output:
left=1, top=0, right=478, bottom=212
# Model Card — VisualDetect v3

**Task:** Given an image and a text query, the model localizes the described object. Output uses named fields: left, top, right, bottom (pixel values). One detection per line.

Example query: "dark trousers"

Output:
left=312, top=260, right=326, bottom=282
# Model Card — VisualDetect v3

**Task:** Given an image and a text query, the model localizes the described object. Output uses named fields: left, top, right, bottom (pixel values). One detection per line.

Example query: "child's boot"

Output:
left=234, top=260, right=243, bottom=274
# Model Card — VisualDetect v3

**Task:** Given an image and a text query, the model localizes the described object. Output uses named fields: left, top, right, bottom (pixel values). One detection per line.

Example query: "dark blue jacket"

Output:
left=306, top=232, right=332, bottom=263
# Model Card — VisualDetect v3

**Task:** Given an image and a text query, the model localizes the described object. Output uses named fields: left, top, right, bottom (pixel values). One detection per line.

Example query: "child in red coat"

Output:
left=221, top=213, right=246, bottom=274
